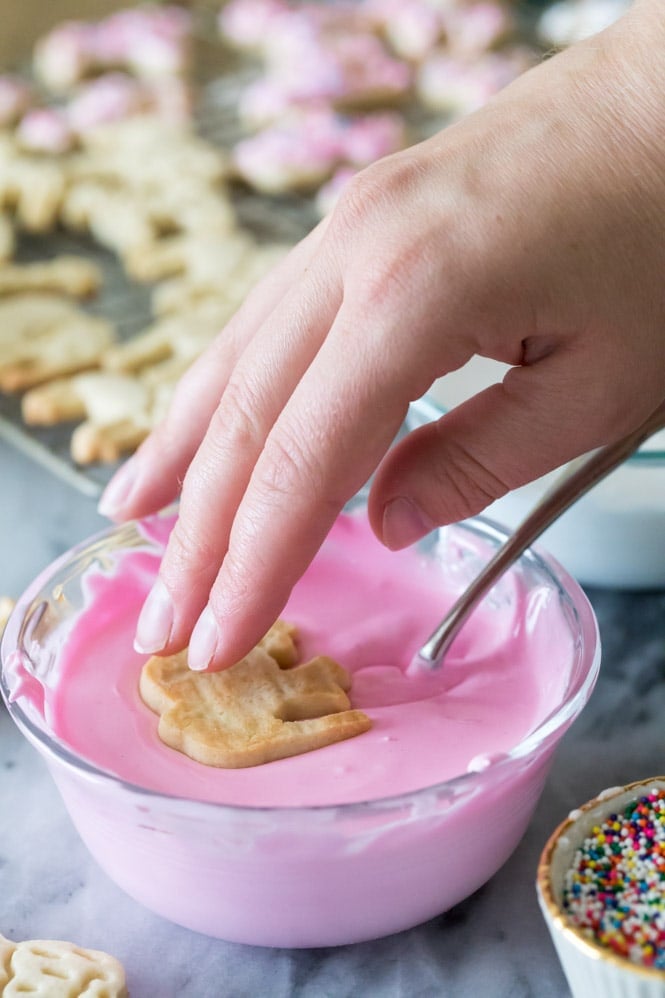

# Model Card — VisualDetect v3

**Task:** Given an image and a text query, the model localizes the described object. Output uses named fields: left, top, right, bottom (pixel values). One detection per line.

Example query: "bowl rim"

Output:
left=536, top=776, right=665, bottom=981
left=1, top=509, right=601, bottom=816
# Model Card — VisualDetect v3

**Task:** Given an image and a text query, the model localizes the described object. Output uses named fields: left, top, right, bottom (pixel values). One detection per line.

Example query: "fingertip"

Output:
left=187, top=606, right=219, bottom=672
left=380, top=496, right=435, bottom=550
left=98, top=456, right=140, bottom=520
left=134, top=578, right=173, bottom=655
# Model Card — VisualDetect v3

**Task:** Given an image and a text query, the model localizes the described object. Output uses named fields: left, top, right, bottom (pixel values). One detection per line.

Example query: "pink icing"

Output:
left=234, top=107, right=406, bottom=190
left=16, top=108, right=75, bottom=155
left=340, top=110, right=406, bottom=165
left=33, top=6, right=191, bottom=92
left=18, top=511, right=573, bottom=809
left=218, top=0, right=289, bottom=49
left=67, top=72, right=149, bottom=132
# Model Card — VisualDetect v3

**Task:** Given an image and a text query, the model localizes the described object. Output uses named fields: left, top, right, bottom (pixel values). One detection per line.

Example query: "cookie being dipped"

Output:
left=140, top=620, right=371, bottom=768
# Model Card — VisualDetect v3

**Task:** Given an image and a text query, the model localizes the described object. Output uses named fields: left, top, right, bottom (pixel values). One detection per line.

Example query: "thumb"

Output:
left=369, top=360, right=639, bottom=550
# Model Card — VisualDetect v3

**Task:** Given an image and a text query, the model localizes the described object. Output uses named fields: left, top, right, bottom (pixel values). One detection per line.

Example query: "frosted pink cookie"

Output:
left=237, top=78, right=301, bottom=129
left=92, top=5, right=193, bottom=79
left=66, top=72, right=193, bottom=137
left=33, top=6, right=192, bottom=93
left=265, top=24, right=413, bottom=109
left=218, top=0, right=289, bottom=50
left=0, top=75, right=33, bottom=127
left=417, top=48, right=536, bottom=116
left=67, top=73, right=150, bottom=134
left=33, top=21, right=98, bottom=92
left=339, top=110, right=406, bottom=166
left=233, top=106, right=405, bottom=193
left=232, top=109, right=343, bottom=193
left=16, top=108, right=76, bottom=155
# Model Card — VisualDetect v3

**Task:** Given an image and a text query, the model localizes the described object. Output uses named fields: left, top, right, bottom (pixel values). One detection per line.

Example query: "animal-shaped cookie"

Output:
left=0, top=932, right=127, bottom=997
left=0, top=292, right=114, bottom=392
left=0, top=293, right=115, bottom=392
left=0, top=256, right=101, bottom=299
left=140, top=622, right=371, bottom=768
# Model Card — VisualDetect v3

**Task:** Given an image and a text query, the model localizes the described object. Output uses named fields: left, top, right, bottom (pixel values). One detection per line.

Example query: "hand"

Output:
left=99, top=0, right=665, bottom=671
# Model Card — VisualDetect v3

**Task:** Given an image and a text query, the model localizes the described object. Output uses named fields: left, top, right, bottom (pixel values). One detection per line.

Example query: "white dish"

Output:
left=421, top=358, right=665, bottom=589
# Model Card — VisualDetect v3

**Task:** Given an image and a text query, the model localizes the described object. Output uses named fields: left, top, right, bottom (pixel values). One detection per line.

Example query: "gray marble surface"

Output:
left=1, top=438, right=664, bottom=998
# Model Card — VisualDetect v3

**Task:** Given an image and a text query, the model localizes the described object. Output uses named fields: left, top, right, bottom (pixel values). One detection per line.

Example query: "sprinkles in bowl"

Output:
left=562, top=789, right=665, bottom=969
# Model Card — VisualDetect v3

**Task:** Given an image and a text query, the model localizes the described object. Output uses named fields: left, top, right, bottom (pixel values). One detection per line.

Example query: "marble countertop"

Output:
left=1, top=438, right=664, bottom=998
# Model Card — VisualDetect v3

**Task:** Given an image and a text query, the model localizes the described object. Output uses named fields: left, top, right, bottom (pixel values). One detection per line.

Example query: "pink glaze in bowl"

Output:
left=1, top=469, right=600, bottom=948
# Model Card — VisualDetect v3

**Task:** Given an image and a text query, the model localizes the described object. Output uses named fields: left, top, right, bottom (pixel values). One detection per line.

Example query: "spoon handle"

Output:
left=413, top=400, right=665, bottom=672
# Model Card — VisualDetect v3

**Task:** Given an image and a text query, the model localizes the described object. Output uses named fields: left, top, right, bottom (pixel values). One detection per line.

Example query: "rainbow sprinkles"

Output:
left=562, top=788, right=665, bottom=969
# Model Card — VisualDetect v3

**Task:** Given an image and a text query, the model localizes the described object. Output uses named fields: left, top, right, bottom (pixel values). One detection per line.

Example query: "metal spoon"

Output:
left=412, top=400, right=665, bottom=672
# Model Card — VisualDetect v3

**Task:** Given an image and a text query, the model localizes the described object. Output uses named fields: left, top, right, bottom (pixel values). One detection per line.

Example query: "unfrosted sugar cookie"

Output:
left=140, top=620, right=372, bottom=768
left=0, top=293, right=115, bottom=393
left=0, top=256, right=102, bottom=299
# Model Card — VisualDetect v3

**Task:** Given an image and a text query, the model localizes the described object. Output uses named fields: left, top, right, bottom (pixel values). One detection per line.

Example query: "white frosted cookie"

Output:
left=0, top=932, right=127, bottom=997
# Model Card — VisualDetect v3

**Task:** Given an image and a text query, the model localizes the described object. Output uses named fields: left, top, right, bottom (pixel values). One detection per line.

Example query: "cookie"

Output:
left=101, top=301, right=234, bottom=375
left=124, top=229, right=251, bottom=284
left=15, top=107, right=77, bottom=156
left=0, top=150, right=68, bottom=233
left=77, top=117, right=228, bottom=189
left=0, top=932, right=127, bottom=997
left=22, top=370, right=162, bottom=464
left=149, top=241, right=290, bottom=317
left=140, top=621, right=371, bottom=767
left=0, top=294, right=115, bottom=392
left=60, top=181, right=157, bottom=257
left=0, top=212, right=14, bottom=263
left=0, top=257, right=102, bottom=299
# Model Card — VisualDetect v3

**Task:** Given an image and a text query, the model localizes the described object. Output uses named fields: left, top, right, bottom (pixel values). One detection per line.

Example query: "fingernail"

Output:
left=98, top=457, right=139, bottom=518
left=187, top=605, right=219, bottom=672
left=382, top=497, right=434, bottom=550
left=134, top=578, right=173, bottom=654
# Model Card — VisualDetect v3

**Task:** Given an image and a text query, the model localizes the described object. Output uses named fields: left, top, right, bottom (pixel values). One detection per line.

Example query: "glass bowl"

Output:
left=1, top=478, right=600, bottom=948
left=537, top=777, right=665, bottom=998
left=424, top=360, right=665, bottom=589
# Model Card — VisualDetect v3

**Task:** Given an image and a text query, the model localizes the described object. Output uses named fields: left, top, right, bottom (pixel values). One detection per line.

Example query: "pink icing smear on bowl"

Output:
left=22, top=511, right=572, bottom=808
